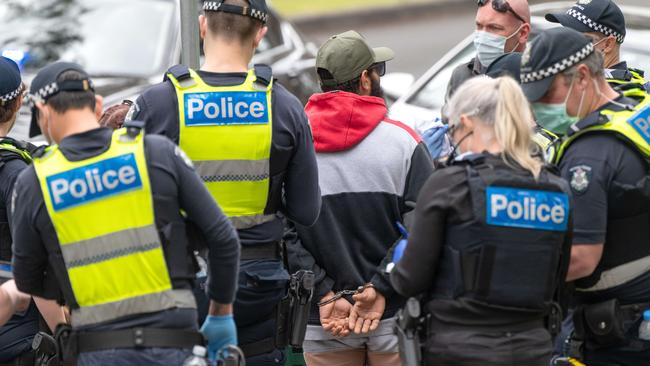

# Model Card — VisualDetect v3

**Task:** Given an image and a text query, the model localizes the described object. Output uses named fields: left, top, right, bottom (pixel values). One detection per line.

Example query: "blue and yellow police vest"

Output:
left=553, top=90, right=650, bottom=164
left=33, top=128, right=195, bottom=327
left=532, top=127, right=559, bottom=163
left=167, top=67, right=274, bottom=230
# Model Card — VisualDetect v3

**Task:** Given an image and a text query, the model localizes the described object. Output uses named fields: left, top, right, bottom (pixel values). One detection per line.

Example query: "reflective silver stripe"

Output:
left=71, top=289, right=196, bottom=327
left=576, top=255, right=650, bottom=292
left=230, top=214, right=276, bottom=230
left=61, top=226, right=161, bottom=269
left=194, top=160, right=269, bottom=183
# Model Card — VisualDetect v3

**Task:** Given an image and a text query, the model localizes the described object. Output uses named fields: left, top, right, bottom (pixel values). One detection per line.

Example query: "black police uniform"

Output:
left=555, top=95, right=650, bottom=365
left=445, top=58, right=484, bottom=102
left=131, top=69, right=321, bottom=364
left=0, top=140, right=37, bottom=366
left=0, top=55, right=41, bottom=365
left=546, top=0, right=649, bottom=92
left=11, top=128, right=240, bottom=364
left=391, top=153, right=573, bottom=366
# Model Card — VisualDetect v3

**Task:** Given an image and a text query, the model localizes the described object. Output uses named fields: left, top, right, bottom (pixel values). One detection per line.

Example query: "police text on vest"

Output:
left=486, top=187, right=569, bottom=231
left=46, top=153, right=143, bottom=211
left=184, top=91, right=269, bottom=126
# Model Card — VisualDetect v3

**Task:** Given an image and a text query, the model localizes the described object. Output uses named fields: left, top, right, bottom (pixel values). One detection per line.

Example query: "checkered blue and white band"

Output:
left=521, top=43, right=594, bottom=84
left=203, top=1, right=269, bottom=23
left=0, top=84, right=24, bottom=105
left=567, top=8, right=625, bottom=43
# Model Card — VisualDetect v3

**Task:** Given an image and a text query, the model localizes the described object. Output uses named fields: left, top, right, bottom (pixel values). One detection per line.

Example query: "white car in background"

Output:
left=385, top=2, right=650, bottom=129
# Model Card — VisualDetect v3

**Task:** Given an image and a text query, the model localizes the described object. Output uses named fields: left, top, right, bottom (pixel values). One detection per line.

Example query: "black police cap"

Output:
left=521, top=27, right=594, bottom=103
left=203, top=0, right=269, bottom=24
left=0, top=56, right=23, bottom=106
left=27, top=62, right=94, bottom=138
left=546, top=0, right=625, bottom=43
left=486, top=53, right=523, bottom=83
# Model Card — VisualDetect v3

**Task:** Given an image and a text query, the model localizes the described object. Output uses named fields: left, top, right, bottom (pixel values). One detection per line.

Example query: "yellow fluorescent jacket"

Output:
left=33, top=128, right=194, bottom=327
left=168, top=69, right=274, bottom=230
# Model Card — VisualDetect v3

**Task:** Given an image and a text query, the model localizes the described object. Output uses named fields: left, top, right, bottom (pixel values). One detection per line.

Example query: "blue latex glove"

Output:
left=200, top=314, right=237, bottom=361
left=422, top=125, right=449, bottom=159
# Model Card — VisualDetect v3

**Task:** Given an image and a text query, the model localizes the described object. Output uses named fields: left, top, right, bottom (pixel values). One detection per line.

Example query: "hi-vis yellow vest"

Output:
left=33, top=128, right=195, bottom=327
left=553, top=90, right=650, bottom=165
left=168, top=69, right=274, bottom=230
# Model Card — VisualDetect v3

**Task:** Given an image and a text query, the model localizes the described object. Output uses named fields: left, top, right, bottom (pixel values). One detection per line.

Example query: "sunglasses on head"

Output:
left=369, top=62, right=386, bottom=77
left=477, top=0, right=526, bottom=24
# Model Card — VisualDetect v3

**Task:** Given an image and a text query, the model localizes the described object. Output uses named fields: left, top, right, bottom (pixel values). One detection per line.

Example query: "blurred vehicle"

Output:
left=0, top=0, right=319, bottom=141
left=385, top=2, right=650, bottom=129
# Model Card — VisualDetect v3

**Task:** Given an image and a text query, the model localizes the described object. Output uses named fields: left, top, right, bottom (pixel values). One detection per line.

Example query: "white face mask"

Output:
left=474, top=25, right=523, bottom=67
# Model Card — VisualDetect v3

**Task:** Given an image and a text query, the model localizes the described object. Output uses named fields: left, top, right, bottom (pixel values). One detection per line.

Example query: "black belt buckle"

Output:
left=132, top=328, right=146, bottom=348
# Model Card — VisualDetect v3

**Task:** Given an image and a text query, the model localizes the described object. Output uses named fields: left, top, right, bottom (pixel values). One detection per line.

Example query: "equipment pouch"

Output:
left=274, top=294, right=291, bottom=349
left=54, top=324, right=77, bottom=366
left=576, top=299, right=627, bottom=349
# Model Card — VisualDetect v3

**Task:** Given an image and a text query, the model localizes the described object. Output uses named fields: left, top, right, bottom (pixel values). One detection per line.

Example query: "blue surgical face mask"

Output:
left=474, top=26, right=522, bottom=67
left=532, top=76, right=583, bottom=135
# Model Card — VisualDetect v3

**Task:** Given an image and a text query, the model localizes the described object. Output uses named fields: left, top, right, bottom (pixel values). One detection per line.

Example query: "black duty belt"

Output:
left=239, top=337, right=276, bottom=357
left=75, top=328, right=204, bottom=353
left=240, top=242, right=281, bottom=261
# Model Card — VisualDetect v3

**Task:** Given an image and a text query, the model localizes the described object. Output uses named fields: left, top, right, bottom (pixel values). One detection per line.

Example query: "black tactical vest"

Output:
left=431, top=156, right=571, bottom=311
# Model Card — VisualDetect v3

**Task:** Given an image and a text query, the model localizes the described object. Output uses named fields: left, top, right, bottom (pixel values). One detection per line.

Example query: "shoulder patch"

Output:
left=174, top=146, right=194, bottom=169
left=124, top=102, right=140, bottom=122
left=569, top=165, right=592, bottom=194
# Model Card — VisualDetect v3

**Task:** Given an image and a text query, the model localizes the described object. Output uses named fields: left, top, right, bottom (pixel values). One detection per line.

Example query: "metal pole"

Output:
left=180, top=0, right=200, bottom=69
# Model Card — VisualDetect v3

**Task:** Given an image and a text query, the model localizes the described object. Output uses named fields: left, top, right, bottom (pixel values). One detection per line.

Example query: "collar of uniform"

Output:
left=610, top=61, right=628, bottom=71
left=58, top=127, right=113, bottom=162
left=196, top=70, right=249, bottom=88
left=567, top=94, right=637, bottom=137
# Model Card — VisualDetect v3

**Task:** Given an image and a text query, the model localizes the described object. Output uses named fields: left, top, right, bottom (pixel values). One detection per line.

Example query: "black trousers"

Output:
left=584, top=346, right=650, bottom=366
left=424, top=327, right=552, bottom=366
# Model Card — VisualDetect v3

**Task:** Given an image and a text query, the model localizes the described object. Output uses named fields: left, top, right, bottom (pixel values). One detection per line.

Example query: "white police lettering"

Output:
left=629, top=106, right=650, bottom=145
left=46, top=153, right=142, bottom=211
left=184, top=91, right=269, bottom=126
left=487, top=187, right=569, bottom=231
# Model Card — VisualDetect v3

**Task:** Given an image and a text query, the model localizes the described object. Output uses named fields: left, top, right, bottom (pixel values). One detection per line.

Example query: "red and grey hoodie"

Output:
left=286, top=91, right=434, bottom=324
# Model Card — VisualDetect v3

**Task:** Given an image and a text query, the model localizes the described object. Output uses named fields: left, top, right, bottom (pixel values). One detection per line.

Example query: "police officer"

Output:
left=0, top=56, right=68, bottom=366
left=129, top=0, right=321, bottom=364
left=390, top=76, right=573, bottom=366
left=523, top=27, right=650, bottom=365
left=11, top=62, right=241, bottom=366
left=546, top=0, right=648, bottom=92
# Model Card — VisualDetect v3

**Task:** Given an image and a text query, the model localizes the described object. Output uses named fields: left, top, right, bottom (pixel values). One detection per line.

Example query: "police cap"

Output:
left=203, top=0, right=269, bottom=24
left=27, top=62, right=94, bottom=138
left=316, top=30, right=394, bottom=87
left=0, top=56, right=23, bottom=107
left=520, top=27, right=594, bottom=103
left=546, top=0, right=626, bottom=44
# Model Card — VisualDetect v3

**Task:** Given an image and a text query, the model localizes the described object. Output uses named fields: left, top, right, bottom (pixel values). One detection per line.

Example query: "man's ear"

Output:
left=603, top=35, right=617, bottom=54
left=199, top=14, right=208, bottom=40
left=253, top=26, right=269, bottom=49
left=358, top=70, right=372, bottom=95
left=94, top=95, right=104, bottom=121
left=576, top=64, right=591, bottom=90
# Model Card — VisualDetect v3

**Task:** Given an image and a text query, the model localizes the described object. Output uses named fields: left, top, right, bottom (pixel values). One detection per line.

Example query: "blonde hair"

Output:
left=446, top=76, right=542, bottom=178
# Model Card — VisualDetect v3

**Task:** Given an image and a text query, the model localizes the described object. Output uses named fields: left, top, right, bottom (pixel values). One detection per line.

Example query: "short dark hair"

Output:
left=205, top=0, right=263, bottom=43
left=0, top=84, right=23, bottom=124
left=46, top=70, right=96, bottom=114
left=317, top=68, right=361, bottom=93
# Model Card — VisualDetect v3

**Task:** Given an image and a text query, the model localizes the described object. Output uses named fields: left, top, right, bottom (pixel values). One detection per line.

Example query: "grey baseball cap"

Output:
left=316, top=30, right=394, bottom=87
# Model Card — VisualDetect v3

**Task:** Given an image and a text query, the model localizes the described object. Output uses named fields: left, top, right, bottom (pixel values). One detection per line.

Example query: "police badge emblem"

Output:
left=569, top=165, right=592, bottom=194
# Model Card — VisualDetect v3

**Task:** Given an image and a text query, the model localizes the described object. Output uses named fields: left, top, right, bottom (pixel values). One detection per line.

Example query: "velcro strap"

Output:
left=239, top=337, right=276, bottom=357
left=76, top=328, right=204, bottom=352
left=253, top=64, right=273, bottom=88
left=241, top=242, right=280, bottom=261
left=165, top=64, right=192, bottom=82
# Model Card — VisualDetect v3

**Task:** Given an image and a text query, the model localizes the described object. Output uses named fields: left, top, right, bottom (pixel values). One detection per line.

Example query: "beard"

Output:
left=370, top=77, right=384, bottom=100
